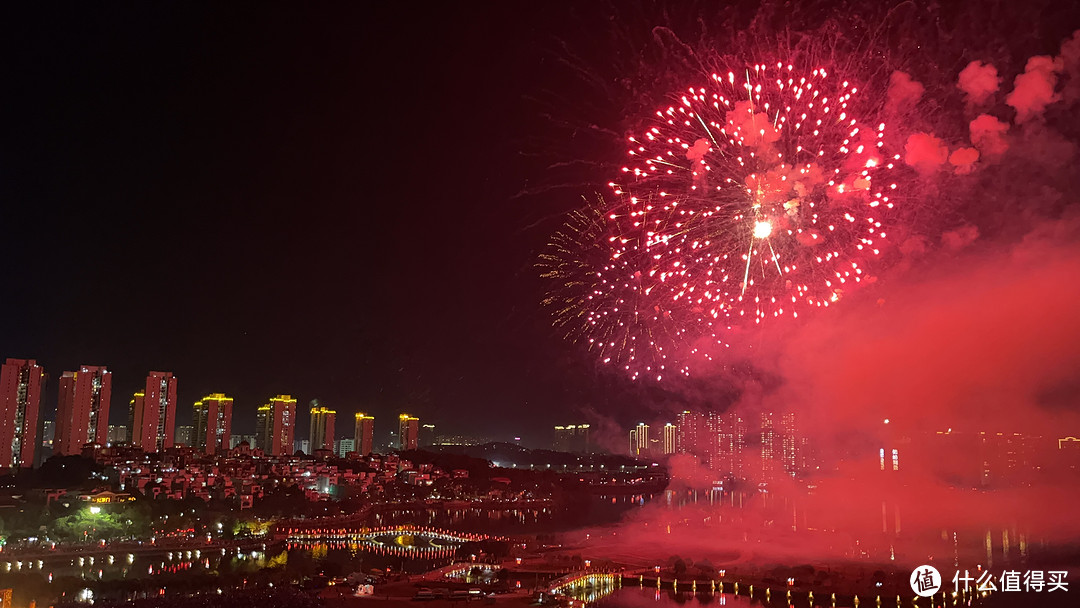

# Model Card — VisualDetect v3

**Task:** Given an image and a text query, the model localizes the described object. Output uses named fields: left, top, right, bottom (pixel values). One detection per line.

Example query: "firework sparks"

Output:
left=546, top=62, right=898, bottom=380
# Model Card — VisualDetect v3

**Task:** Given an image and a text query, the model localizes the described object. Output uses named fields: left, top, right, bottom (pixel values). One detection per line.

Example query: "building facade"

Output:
left=0, top=358, right=44, bottom=468
left=309, top=402, right=336, bottom=453
left=193, top=393, right=233, bottom=455
left=629, top=422, right=650, bottom=456
left=55, top=365, right=112, bottom=455
left=256, top=395, right=296, bottom=455
left=354, top=413, right=374, bottom=455
left=131, top=371, right=178, bottom=452
left=662, top=423, right=677, bottom=455
left=553, top=424, right=591, bottom=453
left=398, top=414, right=419, bottom=450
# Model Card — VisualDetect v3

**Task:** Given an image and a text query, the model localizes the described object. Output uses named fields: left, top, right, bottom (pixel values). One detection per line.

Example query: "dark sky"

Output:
left=1, top=3, right=626, bottom=444
left=5, top=2, right=1079, bottom=449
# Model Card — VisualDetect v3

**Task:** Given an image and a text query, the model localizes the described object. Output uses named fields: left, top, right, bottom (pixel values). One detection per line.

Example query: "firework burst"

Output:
left=548, top=61, right=900, bottom=380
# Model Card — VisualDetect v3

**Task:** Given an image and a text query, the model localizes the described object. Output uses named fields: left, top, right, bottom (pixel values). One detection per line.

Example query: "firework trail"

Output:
left=547, top=61, right=900, bottom=380
left=540, top=198, right=699, bottom=380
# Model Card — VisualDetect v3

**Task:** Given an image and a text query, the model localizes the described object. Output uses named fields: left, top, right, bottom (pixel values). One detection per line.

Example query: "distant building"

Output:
left=175, top=425, right=194, bottom=447
left=553, top=424, right=591, bottom=453
left=293, top=439, right=311, bottom=454
left=107, top=424, right=128, bottom=445
left=41, top=420, right=55, bottom=448
left=662, top=423, right=677, bottom=455
left=398, top=414, right=419, bottom=450
left=629, top=422, right=650, bottom=456
left=55, top=365, right=112, bottom=455
left=676, top=410, right=701, bottom=456
left=309, top=401, right=336, bottom=453
left=433, top=434, right=488, bottom=446
left=131, top=371, right=178, bottom=452
left=229, top=434, right=257, bottom=449
left=126, top=392, right=143, bottom=446
left=335, top=438, right=355, bottom=457
left=420, top=423, right=436, bottom=447
left=354, top=413, right=374, bottom=455
left=671, top=409, right=806, bottom=480
left=0, top=358, right=44, bottom=468
left=714, top=412, right=748, bottom=478
left=193, top=393, right=233, bottom=455
left=256, top=395, right=296, bottom=455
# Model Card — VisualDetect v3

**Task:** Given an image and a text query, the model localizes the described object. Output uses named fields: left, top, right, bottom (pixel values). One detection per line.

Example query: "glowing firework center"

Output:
left=752, top=220, right=773, bottom=240
left=586, top=62, right=896, bottom=379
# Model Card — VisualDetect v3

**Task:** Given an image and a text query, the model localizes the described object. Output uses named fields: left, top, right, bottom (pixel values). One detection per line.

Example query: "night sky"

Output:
left=4, top=2, right=1080, bottom=448
left=1, top=3, right=623, bottom=443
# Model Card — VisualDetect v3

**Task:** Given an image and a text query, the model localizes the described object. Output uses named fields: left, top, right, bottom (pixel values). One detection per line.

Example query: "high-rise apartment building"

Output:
left=662, top=423, right=677, bottom=455
left=335, top=438, right=355, bottom=457
left=676, top=410, right=702, bottom=456
left=256, top=395, right=296, bottom=455
left=193, top=393, right=233, bottom=455
left=41, top=420, right=55, bottom=449
left=55, top=366, right=112, bottom=455
left=0, top=359, right=44, bottom=468
left=131, top=372, right=178, bottom=452
left=420, top=423, right=436, bottom=447
left=630, top=422, right=650, bottom=456
left=714, top=411, right=748, bottom=478
left=553, top=424, right=591, bottom=453
left=175, top=425, right=194, bottom=446
left=309, top=402, right=336, bottom=452
left=398, top=414, right=419, bottom=450
left=354, top=413, right=374, bottom=455
left=107, top=424, right=128, bottom=445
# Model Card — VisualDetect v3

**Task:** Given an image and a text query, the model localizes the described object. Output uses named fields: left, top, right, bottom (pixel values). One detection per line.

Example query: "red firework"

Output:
left=559, top=62, right=899, bottom=380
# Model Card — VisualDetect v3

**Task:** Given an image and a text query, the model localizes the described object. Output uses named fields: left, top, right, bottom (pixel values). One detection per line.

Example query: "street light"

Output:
left=89, top=506, right=101, bottom=515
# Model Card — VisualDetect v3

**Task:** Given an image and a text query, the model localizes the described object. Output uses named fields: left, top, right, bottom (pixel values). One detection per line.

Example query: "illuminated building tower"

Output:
left=553, top=424, right=591, bottom=453
left=676, top=410, right=703, bottom=455
left=354, top=413, right=374, bottom=455
left=309, top=401, right=336, bottom=452
left=256, top=395, right=296, bottom=455
left=420, top=423, right=436, bottom=447
left=662, top=423, right=677, bottom=455
left=0, top=358, right=44, bottom=468
left=54, top=365, right=112, bottom=455
left=714, top=411, right=747, bottom=477
left=760, top=411, right=779, bottom=478
left=779, top=411, right=808, bottom=476
left=398, top=414, right=419, bottom=450
left=193, top=393, right=233, bottom=455
left=630, top=422, right=650, bottom=456
left=131, top=371, right=177, bottom=452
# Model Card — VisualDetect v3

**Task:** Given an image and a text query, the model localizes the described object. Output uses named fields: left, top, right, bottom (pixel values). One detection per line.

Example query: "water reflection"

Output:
left=584, top=586, right=757, bottom=606
left=372, top=494, right=653, bottom=533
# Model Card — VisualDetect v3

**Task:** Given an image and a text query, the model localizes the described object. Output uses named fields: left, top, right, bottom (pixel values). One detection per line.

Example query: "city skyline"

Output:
left=0, top=352, right=460, bottom=463
left=0, top=355, right=471, bottom=445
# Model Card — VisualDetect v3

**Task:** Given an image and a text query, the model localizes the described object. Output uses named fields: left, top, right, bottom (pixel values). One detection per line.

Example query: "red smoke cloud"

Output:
left=957, top=60, right=1000, bottom=106
left=1006, top=55, right=1064, bottom=123
left=903, top=132, right=949, bottom=174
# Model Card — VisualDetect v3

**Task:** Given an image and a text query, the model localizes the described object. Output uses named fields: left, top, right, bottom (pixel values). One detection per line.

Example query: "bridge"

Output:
left=547, top=571, right=621, bottom=596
